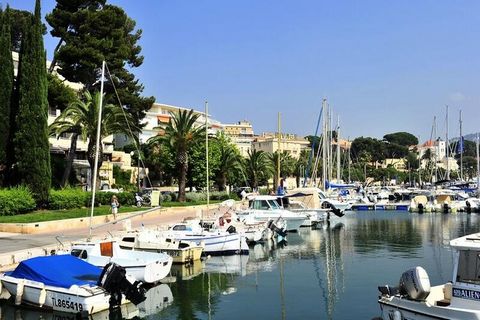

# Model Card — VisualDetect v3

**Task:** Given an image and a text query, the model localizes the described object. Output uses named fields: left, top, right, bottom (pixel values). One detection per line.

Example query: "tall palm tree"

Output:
left=50, top=90, right=139, bottom=188
left=268, top=151, right=296, bottom=188
left=214, top=133, right=243, bottom=191
left=149, top=109, right=205, bottom=202
left=244, top=150, right=272, bottom=190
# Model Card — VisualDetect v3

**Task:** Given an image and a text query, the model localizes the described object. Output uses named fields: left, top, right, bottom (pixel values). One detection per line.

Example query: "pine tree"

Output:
left=0, top=7, right=14, bottom=186
left=14, top=0, right=51, bottom=205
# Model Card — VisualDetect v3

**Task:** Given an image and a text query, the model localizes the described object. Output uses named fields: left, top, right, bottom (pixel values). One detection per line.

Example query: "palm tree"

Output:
left=50, top=90, right=139, bottom=188
left=213, top=133, right=243, bottom=191
left=149, top=109, right=205, bottom=202
left=268, top=151, right=296, bottom=188
left=244, top=150, right=272, bottom=190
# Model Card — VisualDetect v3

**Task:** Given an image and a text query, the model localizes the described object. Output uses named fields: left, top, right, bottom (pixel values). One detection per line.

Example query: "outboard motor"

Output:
left=418, top=203, right=424, bottom=214
left=466, top=201, right=472, bottom=214
left=226, top=225, right=237, bottom=234
left=399, top=266, right=431, bottom=301
left=267, top=220, right=287, bottom=238
left=443, top=203, right=449, bottom=214
left=98, top=262, right=146, bottom=309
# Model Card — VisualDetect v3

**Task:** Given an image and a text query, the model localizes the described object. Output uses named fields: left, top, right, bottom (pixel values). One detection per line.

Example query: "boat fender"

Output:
left=399, top=266, right=430, bottom=301
left=392, top=310, right=403, bottom=320
left=39, top=284, right=46, bottom=307
left=15, top=279, right=24, bottom=305
left=418, top=203, right=424, bottom=214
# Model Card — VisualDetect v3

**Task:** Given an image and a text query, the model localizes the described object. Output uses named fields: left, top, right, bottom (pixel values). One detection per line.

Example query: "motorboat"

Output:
left=62, top=239, right=173, bottom=283
left=236, top=195, right=307, bottom=232
left=205, top=199, right=274, bottom=243
left=377, top=232, right=480, bottom=319
left=0, top=255, right=146, bottom=314
left=161, top=219, right=249, bottom=256
left=118, top=229, right=204, bottom=264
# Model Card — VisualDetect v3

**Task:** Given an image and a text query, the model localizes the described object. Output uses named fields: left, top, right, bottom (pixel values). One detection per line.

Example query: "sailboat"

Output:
left=58, top=61, right=172, bottom=283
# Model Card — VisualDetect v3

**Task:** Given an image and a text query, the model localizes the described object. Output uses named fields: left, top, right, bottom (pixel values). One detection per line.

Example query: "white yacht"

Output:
left=161, top=219, right=249, bottom=256
left=378, top=232, right=480, bottom=319
left=236, top=195, right=307, bottom=232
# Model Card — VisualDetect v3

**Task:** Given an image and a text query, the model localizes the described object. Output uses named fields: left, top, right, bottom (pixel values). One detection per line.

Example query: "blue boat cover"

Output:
left=7, top=255, right=101, bottom=289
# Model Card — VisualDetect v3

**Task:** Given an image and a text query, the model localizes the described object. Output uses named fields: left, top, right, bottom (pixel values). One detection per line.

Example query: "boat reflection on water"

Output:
left=0, top=283, right=173, bottom=320
left=170, top=260, right=204, bottom=281
left=203, top=254, right=249, bottom=275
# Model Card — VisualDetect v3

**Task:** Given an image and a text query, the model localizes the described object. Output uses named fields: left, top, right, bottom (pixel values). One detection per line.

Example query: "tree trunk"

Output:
left=61, top=132, right=78, bottom=187
left=48, top=38, right=63, bottom=74
left=87, top=139, right=103, bottom=190
left=177, top=150, right=188, bottom=202
left=218, top=173, right=227, bottom=192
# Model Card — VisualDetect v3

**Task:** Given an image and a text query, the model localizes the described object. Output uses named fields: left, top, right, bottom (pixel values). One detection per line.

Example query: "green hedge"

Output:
left=49, top=188, right=89, bottom=210
left=0, top=187, right=36, bottom=216
left=90, top=191, right=135, bottom=207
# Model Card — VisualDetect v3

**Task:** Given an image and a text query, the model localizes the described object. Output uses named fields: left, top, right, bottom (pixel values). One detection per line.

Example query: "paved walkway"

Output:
left=0, top=204, right=222, bottom=269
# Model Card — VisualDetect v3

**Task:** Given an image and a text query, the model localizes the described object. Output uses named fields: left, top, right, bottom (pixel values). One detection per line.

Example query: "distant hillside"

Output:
left=450, top=132, right=479, bottom=142
left=464, top=133, right=480, bottom=142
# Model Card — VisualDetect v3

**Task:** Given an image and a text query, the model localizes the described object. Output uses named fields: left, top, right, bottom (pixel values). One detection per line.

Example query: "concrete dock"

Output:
left=0, top=204, right=221, bottom=271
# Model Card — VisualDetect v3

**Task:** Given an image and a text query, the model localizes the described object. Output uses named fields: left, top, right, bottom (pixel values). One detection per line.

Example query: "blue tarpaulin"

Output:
left=7, top=255, right=101, bottom=288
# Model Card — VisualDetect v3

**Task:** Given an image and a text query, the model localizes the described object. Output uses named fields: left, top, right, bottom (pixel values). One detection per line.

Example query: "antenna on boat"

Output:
left=88, top=60, right=106, bottom=239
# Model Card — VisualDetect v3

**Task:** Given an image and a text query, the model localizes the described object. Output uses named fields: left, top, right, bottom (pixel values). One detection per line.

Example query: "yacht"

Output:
left=236, top=195, right=307, bottom=232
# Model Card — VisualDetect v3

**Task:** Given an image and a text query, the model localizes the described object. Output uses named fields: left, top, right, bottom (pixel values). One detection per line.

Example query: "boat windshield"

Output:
left=456, top=250, right=480, bottom=285
left=267, top=200, right=280, bottom=209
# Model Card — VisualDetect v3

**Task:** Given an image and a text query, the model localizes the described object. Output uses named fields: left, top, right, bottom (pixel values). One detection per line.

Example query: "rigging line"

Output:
left=104, top=62, right=153, bottom=188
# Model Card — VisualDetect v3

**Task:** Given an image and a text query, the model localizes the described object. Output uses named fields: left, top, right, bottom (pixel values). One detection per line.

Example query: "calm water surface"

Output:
left=1, top=211, right=479, bottom=320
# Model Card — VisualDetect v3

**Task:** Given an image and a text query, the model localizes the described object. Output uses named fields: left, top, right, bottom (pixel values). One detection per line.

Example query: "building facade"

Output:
left=252, top=132, right=310, bottom=159
left=223, top=120, right=255, bottom=157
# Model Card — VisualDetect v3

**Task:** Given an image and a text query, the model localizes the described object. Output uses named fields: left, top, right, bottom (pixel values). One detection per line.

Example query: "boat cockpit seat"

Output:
left=425, top=284, right=451, bottom=307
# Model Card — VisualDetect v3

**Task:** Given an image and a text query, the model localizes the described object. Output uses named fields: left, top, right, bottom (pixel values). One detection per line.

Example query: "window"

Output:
left=252, top=200, right=270, bottom=210
left=172, top=225, right=187, bottom=231
left=456, top=250, right=480, bottom=284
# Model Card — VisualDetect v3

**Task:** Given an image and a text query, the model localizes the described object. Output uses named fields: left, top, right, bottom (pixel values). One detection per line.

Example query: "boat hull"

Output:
left=1, top=276, right=111, bottom=314
left=378, top=295, right=480, bottom=320
left=169, top=232, right=249, bottom=256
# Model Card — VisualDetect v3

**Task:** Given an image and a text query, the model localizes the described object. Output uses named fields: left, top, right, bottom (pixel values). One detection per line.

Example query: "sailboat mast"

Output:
left=433, top=116, right=438, bottom=182
left=446, top=105, right=450, bottom=180
left=322, top=99, right=327, bottom=190
left=205, top=101, right=209, bottom=216
left=477, top=133, right=479, bottom=195
left=277, top=112, right=281, bottom=189
left=459, top=110, right=463, bottom=181
left=88, top=60, right=106, bottom=238
left=336, top=116, right=340, bottom=182
left=348, top=137, right=351, bottom=183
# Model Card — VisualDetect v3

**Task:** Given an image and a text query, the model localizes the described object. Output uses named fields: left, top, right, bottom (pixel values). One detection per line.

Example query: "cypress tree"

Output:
left=14, top=0, right=51, bottom=205
left=0, top=7, right=14, bottom=186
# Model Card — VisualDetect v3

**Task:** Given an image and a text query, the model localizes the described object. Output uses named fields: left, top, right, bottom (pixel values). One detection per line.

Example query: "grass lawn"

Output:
left=0, top=200, right=225, bottom=223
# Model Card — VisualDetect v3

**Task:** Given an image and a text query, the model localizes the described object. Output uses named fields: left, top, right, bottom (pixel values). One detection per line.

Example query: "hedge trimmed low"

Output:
left=49, top=188, right=89, bottom=210
left=0, top=187, right=36, bottom=216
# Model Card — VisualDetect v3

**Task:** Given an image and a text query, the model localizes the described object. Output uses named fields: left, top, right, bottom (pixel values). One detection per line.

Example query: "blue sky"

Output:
left=4, top=0, right=480, bottom=142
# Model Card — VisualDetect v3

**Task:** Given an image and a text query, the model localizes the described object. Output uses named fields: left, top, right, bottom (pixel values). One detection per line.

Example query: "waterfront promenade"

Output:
left=0, top=204, right=220, bottom=270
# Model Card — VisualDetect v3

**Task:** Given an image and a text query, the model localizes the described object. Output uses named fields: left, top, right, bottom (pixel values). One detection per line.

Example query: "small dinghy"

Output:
left=0, top=255, right=146, bottom=314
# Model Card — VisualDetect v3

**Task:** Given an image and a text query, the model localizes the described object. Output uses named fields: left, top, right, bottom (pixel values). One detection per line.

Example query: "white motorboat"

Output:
left=0, top=255, right=146, bottom=314
left=161, top=219, right=249, bottom=256
left=63, top=239, right=173, bottom=283
left=378, top=232, right=480, bottom=319
left=119, top=229, right=204, bottom=264
left=236, top=195, right=307, bottom=232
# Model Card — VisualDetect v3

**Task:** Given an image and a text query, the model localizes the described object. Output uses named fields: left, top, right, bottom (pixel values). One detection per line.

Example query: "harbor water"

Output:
left=1, top=210, right=478, bottom=319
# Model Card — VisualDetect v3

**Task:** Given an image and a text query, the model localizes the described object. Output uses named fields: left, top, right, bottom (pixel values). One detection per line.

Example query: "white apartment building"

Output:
left=115, top=102, right=223, bottom=148
left=223, top=120, right=255, bottom=157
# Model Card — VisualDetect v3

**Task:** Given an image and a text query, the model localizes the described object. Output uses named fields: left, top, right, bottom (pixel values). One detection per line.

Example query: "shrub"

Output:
left=49, top=188, right=89, bottom=210
left=0, top=187, right=36, bottom=216
left=91, top=191, right=135, bottom=207
left=210, top=191, right=234, bottom=201
left=185, top=192, right=207, bottom=202
left=160, top=193, right=172, bottom=202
